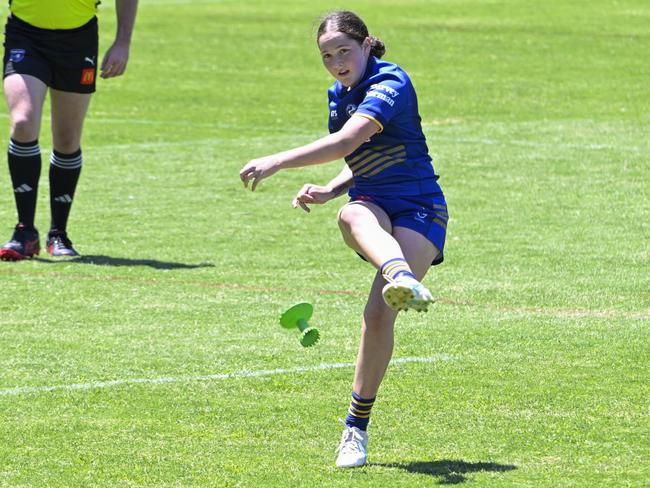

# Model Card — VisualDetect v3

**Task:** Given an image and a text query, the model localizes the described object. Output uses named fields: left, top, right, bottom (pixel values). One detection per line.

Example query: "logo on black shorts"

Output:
left=81, top=68, right=96, bottom=85
left=9, top=49, right=25, bottom=63
left=346, top=104, right=358, bottom=116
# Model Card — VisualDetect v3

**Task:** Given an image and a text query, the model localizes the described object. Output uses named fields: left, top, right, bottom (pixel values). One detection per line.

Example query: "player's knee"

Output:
left=53, top=134, right=81, bottom=154
left=337, top=204, right=364, bottom=232
left=11, top=116, right=38, bottom=141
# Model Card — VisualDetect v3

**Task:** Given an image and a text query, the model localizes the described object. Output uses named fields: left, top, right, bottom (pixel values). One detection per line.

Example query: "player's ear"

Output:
left=362, top=37, right=371, bottom=55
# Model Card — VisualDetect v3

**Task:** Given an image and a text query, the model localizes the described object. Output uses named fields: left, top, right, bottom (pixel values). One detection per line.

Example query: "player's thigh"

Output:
left=3, top=74, right=47, bottom=137
left=392, top=226, right=440, bottom=281
left=338, top=200, right=392, bottom=234
left=49, top=89, right=92, bottom=151
left=337, top=200, right=393, bottom=258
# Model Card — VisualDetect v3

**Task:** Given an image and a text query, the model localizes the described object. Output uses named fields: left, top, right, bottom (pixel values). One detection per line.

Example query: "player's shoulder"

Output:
left=366, top=58, right=413, bottom=90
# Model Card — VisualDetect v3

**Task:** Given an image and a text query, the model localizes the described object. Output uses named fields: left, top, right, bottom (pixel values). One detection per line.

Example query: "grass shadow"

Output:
left=36, top=254, right=214, bottom=270
left=371, top=459, right=517, bottom=484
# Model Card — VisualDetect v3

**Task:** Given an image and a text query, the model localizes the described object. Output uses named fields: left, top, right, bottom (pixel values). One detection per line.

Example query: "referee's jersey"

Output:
left=9, top=0, right=98, bottom=29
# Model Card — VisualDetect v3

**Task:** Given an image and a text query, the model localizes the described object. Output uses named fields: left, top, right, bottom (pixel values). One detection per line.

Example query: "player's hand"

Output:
left=291, top=184, right=335, bottom=213
left=240, top=156, right=281, bottom=191
left=100, top=41, right=130, bottom=79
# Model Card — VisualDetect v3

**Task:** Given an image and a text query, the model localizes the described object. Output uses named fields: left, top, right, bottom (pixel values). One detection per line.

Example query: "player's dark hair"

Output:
left=317, top=11, right=386, bottom=59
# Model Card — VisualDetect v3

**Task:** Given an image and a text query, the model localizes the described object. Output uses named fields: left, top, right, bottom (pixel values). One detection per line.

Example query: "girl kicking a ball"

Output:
left=239, top=10, right=448, bottom=468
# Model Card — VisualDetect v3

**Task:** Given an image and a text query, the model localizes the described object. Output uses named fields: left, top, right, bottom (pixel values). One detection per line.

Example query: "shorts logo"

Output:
left=80, top=68, right=96, bottom=85
left=415, top=211, right=428, bottom=223
left=346, top=104, right=357, bottom=116
left=330, top=109, right=338, bottom=120
left=9, top=49, right=25, bottom=63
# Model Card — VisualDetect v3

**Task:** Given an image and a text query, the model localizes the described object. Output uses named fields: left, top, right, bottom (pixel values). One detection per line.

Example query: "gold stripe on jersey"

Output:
left=10, top=0, right=98, bottom=30
left=353, top=113, right=383, bottom=132
left=348, top=144, right=403, bottom=170
left=362, top=155, right=406, bottom=177
left=346, top=144, right=406, bottom=178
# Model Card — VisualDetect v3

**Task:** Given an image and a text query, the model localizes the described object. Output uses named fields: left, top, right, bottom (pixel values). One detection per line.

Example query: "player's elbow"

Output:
left=333, top=133, right=364, bottom=158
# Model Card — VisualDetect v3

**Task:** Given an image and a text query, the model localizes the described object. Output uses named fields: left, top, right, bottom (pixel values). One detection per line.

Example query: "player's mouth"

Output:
left=338, top=69, right=350, bottom=77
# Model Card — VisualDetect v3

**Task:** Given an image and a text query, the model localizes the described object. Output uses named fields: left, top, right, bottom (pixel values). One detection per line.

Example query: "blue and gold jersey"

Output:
left=328, top=56, right=442, bottom=197
left=9, top=0, right=98, bottom=29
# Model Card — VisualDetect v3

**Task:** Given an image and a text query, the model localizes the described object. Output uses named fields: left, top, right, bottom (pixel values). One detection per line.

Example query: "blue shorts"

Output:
left=349, top=191, right=448, bottom=266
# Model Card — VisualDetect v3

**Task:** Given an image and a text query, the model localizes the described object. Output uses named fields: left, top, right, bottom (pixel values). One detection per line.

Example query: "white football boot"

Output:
left=335, top=426, right=368, bottom=468
left=382, top=275, right=434, bottom=312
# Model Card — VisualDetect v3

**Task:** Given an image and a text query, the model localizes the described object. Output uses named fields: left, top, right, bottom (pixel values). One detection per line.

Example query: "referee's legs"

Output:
left=49, top=89, right=92, bottom=235
left=4, top=73, right=47, bottom=229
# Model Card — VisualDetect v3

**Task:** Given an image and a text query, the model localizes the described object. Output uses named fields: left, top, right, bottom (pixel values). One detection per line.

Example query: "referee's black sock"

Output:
left=8, top=138, right=41, bottom=229
left=49, top=148, right=82, bottom=233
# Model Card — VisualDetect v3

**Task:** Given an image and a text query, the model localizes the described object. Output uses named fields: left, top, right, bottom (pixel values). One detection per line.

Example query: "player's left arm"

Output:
left=291, top=164, right=353, bottom=212
left=101, top=0, right=139, bottom=79
left=240, top=116, right=379, bottom=191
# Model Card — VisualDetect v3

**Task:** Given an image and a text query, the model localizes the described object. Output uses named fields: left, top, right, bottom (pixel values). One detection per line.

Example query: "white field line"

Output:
left=0, top=354, right=451, bottom=397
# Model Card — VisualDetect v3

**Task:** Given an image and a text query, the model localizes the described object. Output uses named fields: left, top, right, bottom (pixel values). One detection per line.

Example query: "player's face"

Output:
left=318, top=31, right=371, bottom=88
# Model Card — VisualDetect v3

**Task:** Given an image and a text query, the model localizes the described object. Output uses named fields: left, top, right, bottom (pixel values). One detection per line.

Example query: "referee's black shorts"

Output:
left=3, top=14, right=99, bottom=93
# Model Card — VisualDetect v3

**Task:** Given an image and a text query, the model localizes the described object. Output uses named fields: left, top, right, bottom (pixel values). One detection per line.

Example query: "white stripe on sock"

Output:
left=50, top=153, right=82, bottom=169
left=8, top=140, right=40, bottom=157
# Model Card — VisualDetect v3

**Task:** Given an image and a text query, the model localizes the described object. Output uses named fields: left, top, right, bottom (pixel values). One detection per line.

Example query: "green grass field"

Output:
left=1, top=0, right=649, bottom=486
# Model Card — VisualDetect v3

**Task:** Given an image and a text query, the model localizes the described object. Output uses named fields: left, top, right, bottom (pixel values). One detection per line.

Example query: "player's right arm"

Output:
left=240, top=115, right=378, bottom=191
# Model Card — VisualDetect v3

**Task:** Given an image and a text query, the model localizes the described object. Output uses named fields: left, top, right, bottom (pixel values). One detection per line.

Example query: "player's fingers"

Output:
left=239, top=171, right=248, bottom=187
left=112, top=62, right=126, bottom=77
left=299, top=194, right=315, bottom=203
left=240, top=166, right=256, bottom=186
left=251, top=175, right=261, bottom=191
left=101, top=64, right=118, bottom=79
left=294, top=185, right=308, bottom=199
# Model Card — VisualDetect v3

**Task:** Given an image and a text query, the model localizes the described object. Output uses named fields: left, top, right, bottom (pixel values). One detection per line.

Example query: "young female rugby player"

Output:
left=240, top=11, right=448, bottom=468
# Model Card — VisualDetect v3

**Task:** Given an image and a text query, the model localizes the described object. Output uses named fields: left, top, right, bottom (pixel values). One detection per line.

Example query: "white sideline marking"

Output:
left=0, top=355, right=450, bottom=397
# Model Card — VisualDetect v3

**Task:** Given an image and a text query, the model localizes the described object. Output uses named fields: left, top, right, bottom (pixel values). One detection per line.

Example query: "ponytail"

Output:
left=368, top=36, right=386, bottom=58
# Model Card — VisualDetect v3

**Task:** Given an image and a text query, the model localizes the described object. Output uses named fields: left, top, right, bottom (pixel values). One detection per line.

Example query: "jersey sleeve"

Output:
left=354, top=76, right=408, bottom=133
